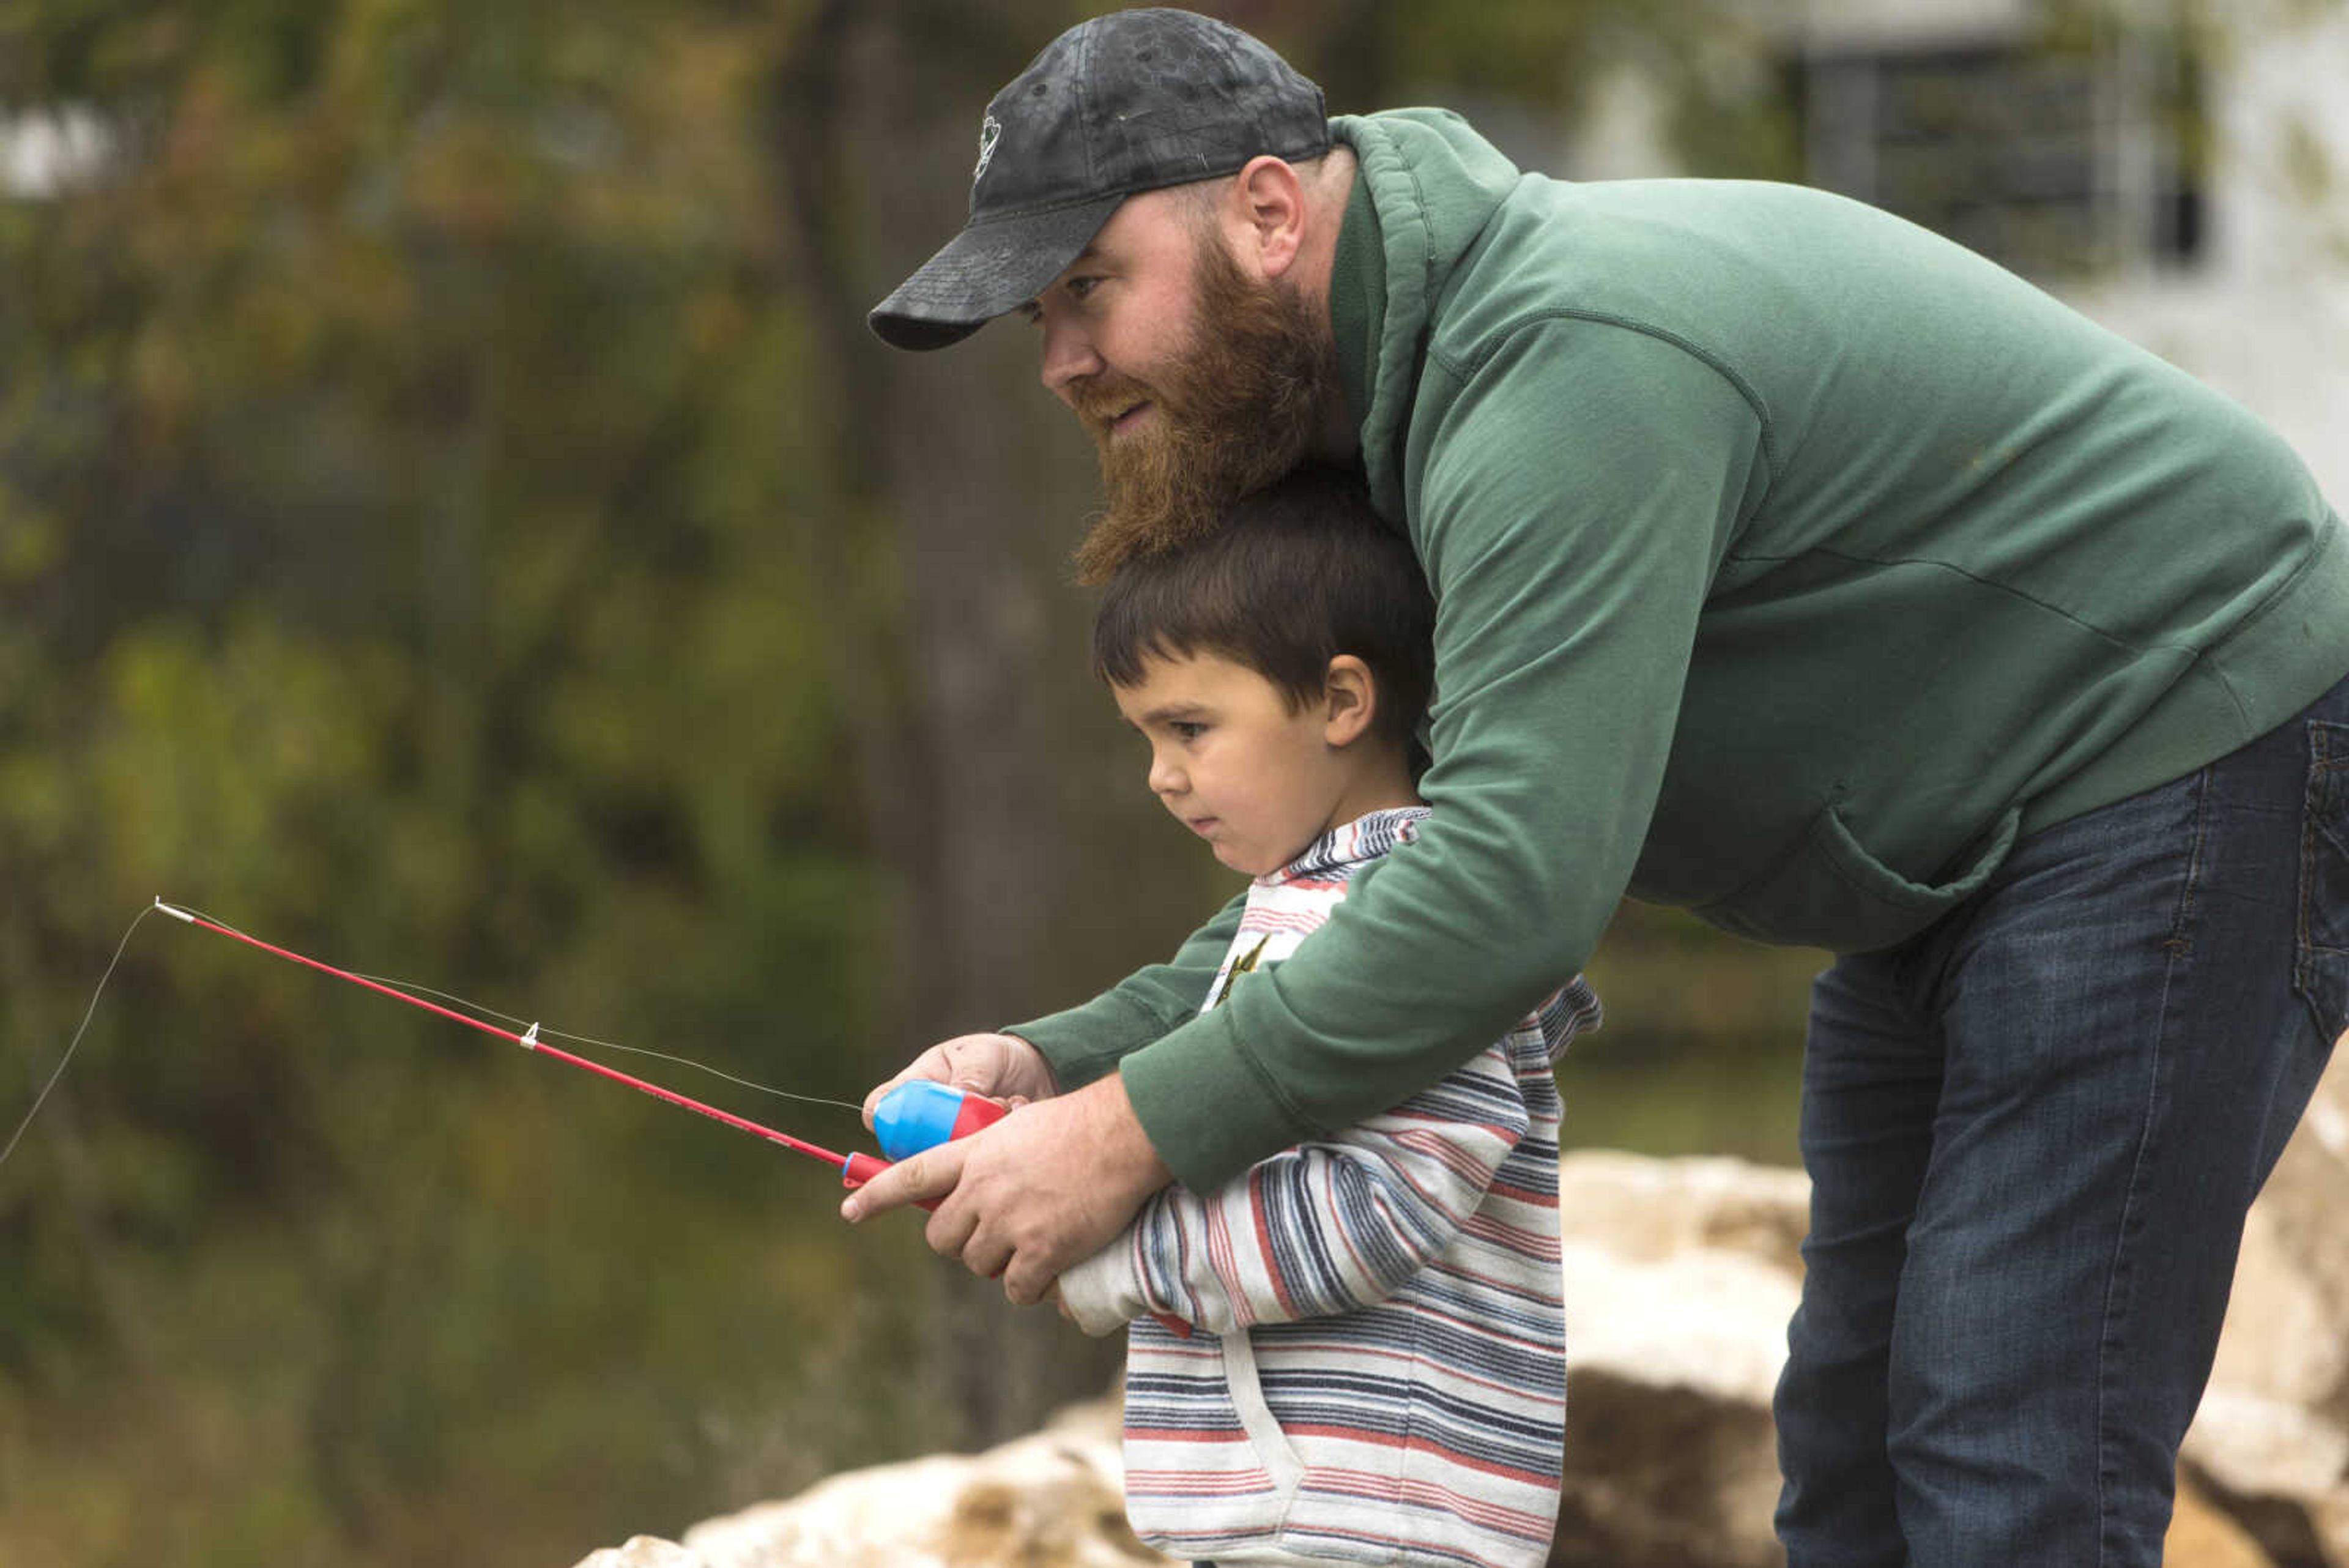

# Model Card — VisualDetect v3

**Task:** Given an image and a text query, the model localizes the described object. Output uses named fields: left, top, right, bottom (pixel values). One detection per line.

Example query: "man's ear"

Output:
left=1321, top=655, right=1378, bottom=748
left=1229, top=155, right=1307, bottom=280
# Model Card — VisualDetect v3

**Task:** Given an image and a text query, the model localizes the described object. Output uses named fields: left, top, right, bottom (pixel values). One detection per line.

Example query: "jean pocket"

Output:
left=2298, top=720, right=2349, bottom=1040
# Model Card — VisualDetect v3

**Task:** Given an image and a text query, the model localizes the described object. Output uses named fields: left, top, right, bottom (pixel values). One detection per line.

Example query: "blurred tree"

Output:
left=762, top=0, right=1126, bottom=1448
left=0, top=3, right=941, bottom=1560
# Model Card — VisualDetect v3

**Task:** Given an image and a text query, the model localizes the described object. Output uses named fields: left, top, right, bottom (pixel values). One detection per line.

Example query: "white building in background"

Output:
left=1568, top=0, right=2349, bottom=501
left=2071, top=2, right=2349, bottom=504
left=0, top=106, right=113, bottom=199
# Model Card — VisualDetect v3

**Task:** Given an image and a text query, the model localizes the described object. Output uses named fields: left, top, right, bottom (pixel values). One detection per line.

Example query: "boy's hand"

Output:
left=860, top=1032, right=1058, bottom=1131
left=841, top=1072, right=1170, bottom=1307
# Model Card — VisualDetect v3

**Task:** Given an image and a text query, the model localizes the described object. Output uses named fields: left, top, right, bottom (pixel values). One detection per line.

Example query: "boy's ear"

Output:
left=1321, top=655, right=1378, bottom=748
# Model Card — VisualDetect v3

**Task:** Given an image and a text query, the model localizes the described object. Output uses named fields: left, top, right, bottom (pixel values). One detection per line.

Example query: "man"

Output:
left=847, top=9, right=2349, bottom=1565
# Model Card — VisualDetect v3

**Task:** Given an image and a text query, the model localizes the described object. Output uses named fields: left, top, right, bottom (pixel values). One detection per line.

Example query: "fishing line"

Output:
left=1, top=899, right=888, bottom=1191
left=0, top=901, right=160, bottom=1172
left=345, top=978, right=863, bottom=1115
left=149, top=900, right=861, bottom=1113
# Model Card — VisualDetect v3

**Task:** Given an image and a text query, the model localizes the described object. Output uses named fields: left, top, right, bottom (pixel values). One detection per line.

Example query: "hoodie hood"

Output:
left=1328, top=111, right=1525, bottom=521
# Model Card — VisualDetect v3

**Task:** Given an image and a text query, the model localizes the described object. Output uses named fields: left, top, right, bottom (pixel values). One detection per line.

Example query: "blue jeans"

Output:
left=1774, top=672, right=2349, bottom=1566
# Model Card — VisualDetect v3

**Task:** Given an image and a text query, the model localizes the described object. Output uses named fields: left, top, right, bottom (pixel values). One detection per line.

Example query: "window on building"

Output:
left=1791, top=31, right=2205, bottom=280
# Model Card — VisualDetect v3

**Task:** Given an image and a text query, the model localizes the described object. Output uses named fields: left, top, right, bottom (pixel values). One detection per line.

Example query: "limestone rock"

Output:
left=2173, top=1475, right=2299, bottom=1568
left=569, top=1397, right=1169, bottom=1568
left=571, top=1538, right=707, bottom=1568
left=2181, top=1034, right=2349, bottom=1567
left=1550, top=1154, right=1805, bottom=1568
left=576, top=1062, right=2349, bottom=1568
left=1554, top=1151, right=1812, bottom=1277
left=1546, top=1148, right=2292, bottom=1568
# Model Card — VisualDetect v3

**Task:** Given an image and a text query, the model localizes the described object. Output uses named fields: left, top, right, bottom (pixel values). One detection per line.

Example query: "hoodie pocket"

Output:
left=1119, top=1326, right=1300, bottom=1555
left=1219, top=1330, right=1305, bottom=1497
left=1696, top=801, right=2021, bottom=954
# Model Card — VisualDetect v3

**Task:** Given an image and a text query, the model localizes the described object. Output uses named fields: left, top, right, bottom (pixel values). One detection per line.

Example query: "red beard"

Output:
left=1069, top=232, right=1341, bottom=585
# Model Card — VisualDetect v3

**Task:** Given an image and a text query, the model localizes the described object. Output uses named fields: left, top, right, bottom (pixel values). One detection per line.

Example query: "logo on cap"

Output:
left=973, top=113, right=1003, bottom=185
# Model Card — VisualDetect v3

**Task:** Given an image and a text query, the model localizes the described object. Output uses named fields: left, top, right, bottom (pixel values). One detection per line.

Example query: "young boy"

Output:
left=1055, top=466, right=1601, bottom=1568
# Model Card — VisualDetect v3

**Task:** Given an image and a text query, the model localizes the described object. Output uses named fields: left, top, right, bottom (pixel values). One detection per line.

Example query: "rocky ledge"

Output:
left=576, top=1043, right=2349, bottom=1568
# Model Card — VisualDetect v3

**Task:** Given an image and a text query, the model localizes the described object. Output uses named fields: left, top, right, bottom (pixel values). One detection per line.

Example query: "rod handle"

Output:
left=840, top=1151, right=941, bottom=1213
left=872, top=1080, right=1011, bottom=1161
left=844, top=1111, right=1192, bottom=1333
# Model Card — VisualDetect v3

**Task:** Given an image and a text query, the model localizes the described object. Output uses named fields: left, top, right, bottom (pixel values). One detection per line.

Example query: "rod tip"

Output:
left=153, top=898, right=196, bottom=923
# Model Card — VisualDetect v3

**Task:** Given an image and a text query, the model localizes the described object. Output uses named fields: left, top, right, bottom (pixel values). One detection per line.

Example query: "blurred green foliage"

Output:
left=0, top=1, right=1825, bottom=1563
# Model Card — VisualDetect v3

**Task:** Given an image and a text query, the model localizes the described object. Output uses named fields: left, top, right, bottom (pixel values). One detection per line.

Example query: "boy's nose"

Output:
left=1147, top=751, right=1184, bottom=797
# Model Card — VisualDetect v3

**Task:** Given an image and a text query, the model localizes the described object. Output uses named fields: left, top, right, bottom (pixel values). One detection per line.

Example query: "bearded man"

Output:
left=845, top=10, right=2349, bottom=1566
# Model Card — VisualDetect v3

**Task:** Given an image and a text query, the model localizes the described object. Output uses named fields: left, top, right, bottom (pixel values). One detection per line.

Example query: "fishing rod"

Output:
left=136, top=898, right=1000, bottom=1197
left=5, top=899, right=1194, bottom=1326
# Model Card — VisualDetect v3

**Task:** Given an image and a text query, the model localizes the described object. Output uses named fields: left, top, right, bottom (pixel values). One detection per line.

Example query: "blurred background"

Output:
left=1, top=1, right=2340, bottom=1563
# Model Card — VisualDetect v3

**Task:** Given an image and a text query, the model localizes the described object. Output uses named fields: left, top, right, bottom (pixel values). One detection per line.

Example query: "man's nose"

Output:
left=1039, top=318, right=1104, bottom=402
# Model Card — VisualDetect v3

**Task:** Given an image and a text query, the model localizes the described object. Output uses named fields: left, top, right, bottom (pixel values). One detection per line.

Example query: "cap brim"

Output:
left=867, top=195, right=1126, bottom=351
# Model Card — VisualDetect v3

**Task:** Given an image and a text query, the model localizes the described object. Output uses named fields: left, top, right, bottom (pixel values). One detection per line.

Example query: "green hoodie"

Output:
left=1019, top=110, right=2349, bottom=1191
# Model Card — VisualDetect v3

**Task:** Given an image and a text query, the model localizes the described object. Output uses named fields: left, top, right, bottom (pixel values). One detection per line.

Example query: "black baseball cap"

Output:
left=867, top=8, right=1329, bottom=351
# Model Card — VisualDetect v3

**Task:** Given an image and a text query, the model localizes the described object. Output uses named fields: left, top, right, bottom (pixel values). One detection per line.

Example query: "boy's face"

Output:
left=1112, top=650, right=1389, bottom=877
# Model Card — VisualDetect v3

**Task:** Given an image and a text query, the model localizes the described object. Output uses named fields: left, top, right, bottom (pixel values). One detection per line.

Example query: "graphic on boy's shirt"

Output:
left=1210, top=935, right=1271, bottom=1009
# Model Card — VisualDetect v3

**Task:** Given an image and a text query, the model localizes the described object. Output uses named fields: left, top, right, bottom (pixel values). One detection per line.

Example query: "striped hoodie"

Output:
left=1058, top=808, right=1601, bottom=1567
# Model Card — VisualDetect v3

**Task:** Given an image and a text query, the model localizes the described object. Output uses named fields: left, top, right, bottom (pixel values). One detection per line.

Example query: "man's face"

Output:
left=1026, top=185, right=1204, bottom=433
left=1023, top=186, right=1338, bottom=583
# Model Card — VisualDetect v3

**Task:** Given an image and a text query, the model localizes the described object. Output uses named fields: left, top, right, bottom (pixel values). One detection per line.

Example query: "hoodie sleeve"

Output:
left=1056, top=1042, right=1529, bottom=1336
left=1004, top=890, right=1247, bottom=1090
left=1116, top=320, right=1761, bottom=1189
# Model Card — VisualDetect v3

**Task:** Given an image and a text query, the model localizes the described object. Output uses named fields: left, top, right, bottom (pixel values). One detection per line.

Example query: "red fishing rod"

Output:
left=149, top=898, right=924, bottom=1195
left=13, top=899, right=1178, bottom=1320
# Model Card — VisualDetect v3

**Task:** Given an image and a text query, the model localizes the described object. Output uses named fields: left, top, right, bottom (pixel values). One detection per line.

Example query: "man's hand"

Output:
left=860, top=1032, right=1059, bottom=1130
left=840, top=1072, right=1171, bottom=1307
